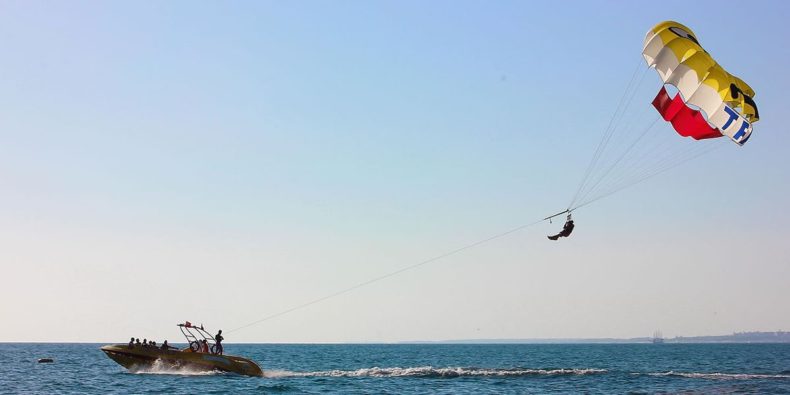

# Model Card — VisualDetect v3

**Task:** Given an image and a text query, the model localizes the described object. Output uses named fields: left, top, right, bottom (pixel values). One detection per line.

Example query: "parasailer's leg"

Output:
left=547, top=234, right=560, bottom=240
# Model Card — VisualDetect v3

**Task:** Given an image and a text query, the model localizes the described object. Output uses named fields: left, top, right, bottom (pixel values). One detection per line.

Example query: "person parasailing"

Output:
left=547, top=214, right=575, bottom=240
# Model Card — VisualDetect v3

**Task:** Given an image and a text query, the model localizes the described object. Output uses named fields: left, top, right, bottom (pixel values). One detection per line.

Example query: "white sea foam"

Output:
left=130, top=359, right=221, bottom=376
left=265, top=366, right=607, bottom=378
left=646, top=371, right=790, bottom=380
left=263, top=369, right=299, bottom=378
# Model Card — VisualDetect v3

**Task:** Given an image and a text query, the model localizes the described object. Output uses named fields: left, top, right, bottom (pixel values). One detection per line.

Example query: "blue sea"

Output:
left=2, top=343, right=789, bottom=394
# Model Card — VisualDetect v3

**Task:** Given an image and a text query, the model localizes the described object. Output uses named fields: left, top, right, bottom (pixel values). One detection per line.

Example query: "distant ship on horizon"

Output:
left=652, top=331, right=665, bottom=344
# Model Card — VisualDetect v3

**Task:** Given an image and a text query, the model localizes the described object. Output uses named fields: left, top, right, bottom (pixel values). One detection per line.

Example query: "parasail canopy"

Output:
left=642, top=21, right=759, bottom=145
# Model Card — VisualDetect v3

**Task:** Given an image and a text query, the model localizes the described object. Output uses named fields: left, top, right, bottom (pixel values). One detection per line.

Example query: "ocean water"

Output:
left=2, top=343, right=789, bottom=394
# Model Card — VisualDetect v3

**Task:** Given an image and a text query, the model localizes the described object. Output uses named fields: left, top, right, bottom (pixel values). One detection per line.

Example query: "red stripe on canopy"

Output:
left=652, top=86, right=721, bottom=140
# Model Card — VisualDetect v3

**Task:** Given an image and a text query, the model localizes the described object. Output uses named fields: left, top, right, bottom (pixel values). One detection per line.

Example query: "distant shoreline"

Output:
left=3, top=331, right=790, bottom=344
left=403, top=331, right=790, bottom=344
left=400, top=339, right=790, bottom=344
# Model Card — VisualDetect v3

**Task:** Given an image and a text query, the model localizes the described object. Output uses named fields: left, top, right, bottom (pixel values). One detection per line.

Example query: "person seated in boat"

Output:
left=135, top=338, right=141, bottom=346
left=201, top=339, right=209, bottom=353
left=142, top=339, right=148, bottom=347
left=547, top=214, right=575, bottom=241
left=150, top=340, right=156, bottom=348
left=214, top=330, right=224, bottom=355
left=161, top=340, right=173, bottom=351
left=129, top=337, right=135, bottom=348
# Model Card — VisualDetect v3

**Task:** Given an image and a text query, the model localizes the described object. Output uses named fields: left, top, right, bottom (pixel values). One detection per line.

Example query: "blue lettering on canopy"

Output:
left=722, top=106, right=739, bottom=130
left=733, top=121, right=751, bottom=142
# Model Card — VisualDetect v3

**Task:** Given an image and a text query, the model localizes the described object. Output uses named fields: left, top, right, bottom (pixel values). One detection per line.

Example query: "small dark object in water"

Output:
left=37, top=358, right=54, bottom=363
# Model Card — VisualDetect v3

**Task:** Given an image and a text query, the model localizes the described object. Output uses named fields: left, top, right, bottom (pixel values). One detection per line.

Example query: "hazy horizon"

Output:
left=4, top=329, right=790, bottom=344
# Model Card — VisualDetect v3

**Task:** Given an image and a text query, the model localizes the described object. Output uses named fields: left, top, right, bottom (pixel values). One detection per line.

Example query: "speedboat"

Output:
left=101, top=322, right=263, bottom=377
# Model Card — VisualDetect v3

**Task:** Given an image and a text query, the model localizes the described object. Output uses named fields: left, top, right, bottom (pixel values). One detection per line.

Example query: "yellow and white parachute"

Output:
left=567, top=21, right=760, bottom=211
left=642, top=21, right=759, bottom=145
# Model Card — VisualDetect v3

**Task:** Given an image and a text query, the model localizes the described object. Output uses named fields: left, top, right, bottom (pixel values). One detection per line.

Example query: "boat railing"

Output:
left=178, top=323, right=217, bottom=351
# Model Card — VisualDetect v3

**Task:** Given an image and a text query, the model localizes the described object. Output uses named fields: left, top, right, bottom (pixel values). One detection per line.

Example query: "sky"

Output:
left=1, top=0, right=789, bottom=343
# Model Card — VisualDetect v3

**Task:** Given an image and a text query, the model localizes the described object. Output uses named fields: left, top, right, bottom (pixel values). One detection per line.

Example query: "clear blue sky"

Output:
left=1, top=1, right=789, bottom=342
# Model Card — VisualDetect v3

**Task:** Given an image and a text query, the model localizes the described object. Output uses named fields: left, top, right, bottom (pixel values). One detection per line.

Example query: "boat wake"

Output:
left=264, top=367, right=789, bottom=381
left=644, top=371, right=790, bottom=380
left=129, top=359, right=221, bottom=376
left=264, top=366, right=607, bottom=378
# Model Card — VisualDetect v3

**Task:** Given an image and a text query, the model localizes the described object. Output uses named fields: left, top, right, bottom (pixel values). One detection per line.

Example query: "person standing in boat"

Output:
left=214, top=330, right=224, bottom=355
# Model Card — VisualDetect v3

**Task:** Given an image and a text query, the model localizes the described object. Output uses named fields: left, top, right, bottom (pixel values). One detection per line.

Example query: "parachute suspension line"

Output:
left=573, top=142, right=729, bottom=210
left=577, top=105, right=662, bottom=203
left=624, top=137, right=723, bottom=186
left=573, top=114, right=661, bottom=206
left=568, top=65, right=651, bottom=210
left=576, top=140, right=712, bottom=209
left=598, top=122, right=671, bottom=180
left=227, top=217, right=547, bottom=334
left=571, top=68, right=657, bottom=210
left=567, top=59, right=644, bottom=209
left=610, top=139, right=724, bottom=195
left=571, top=143, right=729, bottom=211
left=567, top=57, right=648, bottom=210
left=591, top=126, right=682, bottom=195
